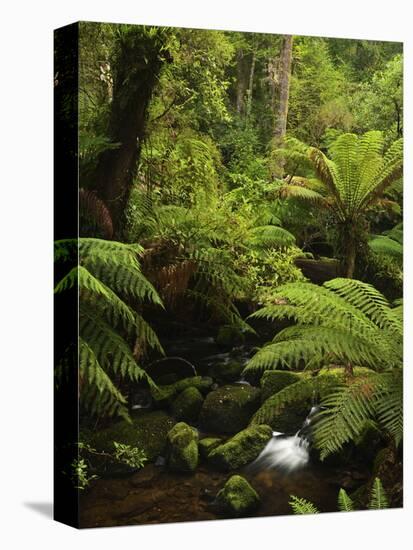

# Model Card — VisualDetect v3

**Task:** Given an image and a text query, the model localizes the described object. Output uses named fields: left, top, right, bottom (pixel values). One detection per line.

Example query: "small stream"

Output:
left=80, top=334, right=370, bottom=528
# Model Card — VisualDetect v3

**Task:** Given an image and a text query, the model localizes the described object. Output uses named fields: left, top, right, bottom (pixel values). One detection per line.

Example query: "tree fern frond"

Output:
left=247, top=225, right=296, bottom=248
left=314, top=377, right=381, bottom=459
left=79, top=338, right=130, bottom=421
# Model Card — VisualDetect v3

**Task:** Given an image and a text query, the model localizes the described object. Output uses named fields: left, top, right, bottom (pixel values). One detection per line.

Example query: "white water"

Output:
left=248, top=406, right=319, bottom=473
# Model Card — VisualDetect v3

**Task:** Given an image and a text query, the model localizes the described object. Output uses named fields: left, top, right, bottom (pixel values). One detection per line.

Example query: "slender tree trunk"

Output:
left=245, top=46, right=257, bottom=125
left=236, top=49, right=247, bottom=115
left=93, top=29, right=168, bottom=238
left=273, top=35, right=293, bottom=178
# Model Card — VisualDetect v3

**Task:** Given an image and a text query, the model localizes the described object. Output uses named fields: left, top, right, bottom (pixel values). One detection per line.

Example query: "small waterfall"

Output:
left=248, top=406, right=319, bottom=473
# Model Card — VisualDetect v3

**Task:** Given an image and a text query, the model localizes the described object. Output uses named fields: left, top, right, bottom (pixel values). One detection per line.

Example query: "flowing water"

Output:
left=80, top=336, right=370, bottom=528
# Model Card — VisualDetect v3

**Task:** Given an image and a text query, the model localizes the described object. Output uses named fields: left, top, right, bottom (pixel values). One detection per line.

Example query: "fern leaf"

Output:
left=289, top=495, right=319, bottom=514
left=338, top=489, right=355, bottom=512
left=369, top=478, right=389, bottom=510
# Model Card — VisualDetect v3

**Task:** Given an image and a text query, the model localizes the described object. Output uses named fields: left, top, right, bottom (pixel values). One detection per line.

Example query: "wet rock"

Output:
left=208, top=424, right=272, bottom=470
left=199, top=384, right=261, bottom=434
left=166, top=422, right=199, bottom=472
left=199, top=437, right=222, bottom=459
left=86, top=411, right=176, bottom=475
left=260, top=370, right=301, bottom=402
left=208, top=360, right=243, bottom=383
left=154, top=376, right=214, bottom=406
left=146, top=356, right=197, bottom=385
left=215, top=325, right=245, bottom=350
left=171, top=386, right=204, bottom=423
left=214, top=475, right=260, bottom=517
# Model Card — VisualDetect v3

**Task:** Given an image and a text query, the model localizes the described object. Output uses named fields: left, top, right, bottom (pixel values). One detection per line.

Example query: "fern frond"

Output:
left=79, top=338, right=130, bottom=420
left=247, top=225, right=296, bottom=249
left=338, top=488, right=355, bottom=512
left=289, top=495, right=319, bottom=514
left=369, top=478, right=389, bottom=510
left=314, top=377, right=381, bottom=459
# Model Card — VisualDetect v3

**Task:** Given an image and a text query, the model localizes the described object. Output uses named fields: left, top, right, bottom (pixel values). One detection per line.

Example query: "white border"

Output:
left=1, top=0, right=411, bottom=547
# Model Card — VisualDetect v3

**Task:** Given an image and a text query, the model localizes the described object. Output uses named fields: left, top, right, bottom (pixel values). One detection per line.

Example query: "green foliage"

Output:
left=369, top=477, right=389, bottom=509
left=112, top=441, right=148, bottom=468
left=289, top=495, right=319, bottom=514
left=55, top=238, right=163, bottom=420
left=338, top=488, right=355, bottom=512
left=290, top=478, right=389, bottom=514
left=246, top=278, right=402, bottom=457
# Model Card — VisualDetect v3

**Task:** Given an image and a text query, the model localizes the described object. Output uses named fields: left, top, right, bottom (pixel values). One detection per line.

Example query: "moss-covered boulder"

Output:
left=86, top=411, right=176, bottom=475
left=215, top=475, right=260, bottom=517
left=171, top=386, right=204, bottom=423
left=260, top=370, right=301, bottom=402
left=208, top=361, right=243, bottom=383
left=199, top=437, right=222, bottom=459
left=166, top=422, right=199, bottom=472
left=199, top=384, right=261, bottom=434
left=215, top=325, right=245, bottom=349
left=208, top=424, right=272, bottom=470
left=154, top=376, right=214, bottom=406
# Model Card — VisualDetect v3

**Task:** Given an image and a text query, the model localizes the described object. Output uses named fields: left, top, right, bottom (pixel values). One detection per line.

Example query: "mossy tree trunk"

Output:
left=93, top=27, right=170, bottom=238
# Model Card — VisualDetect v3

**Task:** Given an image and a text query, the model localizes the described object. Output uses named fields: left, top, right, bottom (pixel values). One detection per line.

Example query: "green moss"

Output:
left=200, top=384, right=261, bottom=434
left=208, top=424, right=272, bottom=470
left=199, top=437, right=222, bottom=459
left=260, top=370, right=301, bottom=402
left=209, top=360, right=243, bottom=383
left=171, top=386, right=204, bottom=422
left=215, top=475, right=260, bottom=517
left=90, top=410, right=176, bottom=462
left=215, top=326, right=245, bottom=349
left=167, top=422, right=199, bottom=472
left=154, top=376, right=213, bottom=405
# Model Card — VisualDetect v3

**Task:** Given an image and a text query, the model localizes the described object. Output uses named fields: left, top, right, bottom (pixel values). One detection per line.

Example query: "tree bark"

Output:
left=245, top=46, right=257, bottom=124
left=273, top=35, right=293, bottom=177
left=235, top=49, right=247, bottom=115
left=93, top=29, right=168, bottom=238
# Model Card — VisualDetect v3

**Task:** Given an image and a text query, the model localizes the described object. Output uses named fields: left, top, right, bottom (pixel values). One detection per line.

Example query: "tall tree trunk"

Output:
left=93, top=29, right=169, bottom=238
left=235, top=49, right=247, bottom=115
left=273, top=35, right=293, bottom=178
left=245, top=46, right=257, bottom=125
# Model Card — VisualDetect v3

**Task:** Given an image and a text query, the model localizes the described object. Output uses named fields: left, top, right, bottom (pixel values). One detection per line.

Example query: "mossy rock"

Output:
left=166, top=422, right=199, bottom=472
left=146, top=357, right=197, bottom=385
left=154, top=376, right=214, bottom=406
left=209, top=360, right=243, bottom=383
left=199, top=384, right=261, bottom=434
left=208, top=424, right=272, bottom=470
left=199, top=437, right=222, bottom=459
left=215, top=325, right=245, bottom=349
left=260, top=370, right=301, bottom=402
left=215, top=475, right=260, bottom=517
left=317, top=366, right=375, bottom=386
left=87, top=411, right=176, bottom=475
left=171, top=386, right=204, bottom=423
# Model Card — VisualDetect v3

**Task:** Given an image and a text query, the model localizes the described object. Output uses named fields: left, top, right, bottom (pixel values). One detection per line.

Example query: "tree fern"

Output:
left=245, top=278, right=402, bottom=457
left=55, top=238, right=164, bottom=420
left=278, top=132, right=403, bottom=277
